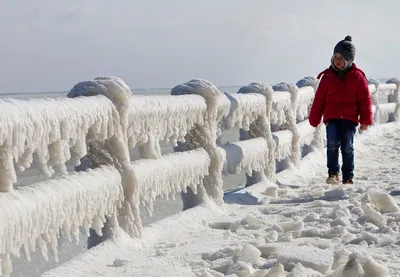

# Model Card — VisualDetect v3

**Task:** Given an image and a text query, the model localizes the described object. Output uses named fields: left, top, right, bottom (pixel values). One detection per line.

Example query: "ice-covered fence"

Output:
left=1, top=74, right=399, bottom=277
left=0, top=166, right=123, bottom=277
left=0, top=96, right=120, bottom=193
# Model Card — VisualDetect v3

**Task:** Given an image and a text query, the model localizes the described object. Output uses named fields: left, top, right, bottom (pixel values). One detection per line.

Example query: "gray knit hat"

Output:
left=333, top=35, right=356, bottom=65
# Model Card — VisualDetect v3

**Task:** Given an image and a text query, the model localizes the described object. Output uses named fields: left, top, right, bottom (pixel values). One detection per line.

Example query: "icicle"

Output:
left=0, top=95, right=120, bottom=190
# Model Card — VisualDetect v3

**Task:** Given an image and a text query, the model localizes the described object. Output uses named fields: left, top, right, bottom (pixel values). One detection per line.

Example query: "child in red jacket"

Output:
left=309, top=35, right=373, bottom=185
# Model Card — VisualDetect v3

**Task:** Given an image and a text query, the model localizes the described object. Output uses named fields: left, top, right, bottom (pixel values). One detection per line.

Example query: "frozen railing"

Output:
left=0, top=75, right=399, bottom=276
left=368, top=79, right=400, bottom=124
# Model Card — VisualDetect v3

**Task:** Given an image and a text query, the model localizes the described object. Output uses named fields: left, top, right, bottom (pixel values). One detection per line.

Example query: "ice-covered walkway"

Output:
left=39, top=122, right=400, bottom=277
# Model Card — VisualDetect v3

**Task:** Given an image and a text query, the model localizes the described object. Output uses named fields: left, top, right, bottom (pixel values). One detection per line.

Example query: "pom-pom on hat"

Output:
left=333, top=35, right=356, bottom=65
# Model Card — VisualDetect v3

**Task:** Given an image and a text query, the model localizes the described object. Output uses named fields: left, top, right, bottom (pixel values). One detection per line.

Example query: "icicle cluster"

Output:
left=270, top=92, right=291, bottom=125
left=131, top=148, right=210, bottom=216
left=127, top=95, right=206, bottom=149
left=68, top=76, right=133, bottom=141
left=297, top=86, right=315, bottom=121
left=219, top=138, right=268, bottom=175
left=220, top=92, right=266, bottom=131
left=0, top=166, right=123, bottom=277
left=0, top=95, right=119, bottom=192
left=273, top=82, right=299, bottom=114
left=378, top=83, right=397, bottom=96
left=297, top=120, right=316, bottom=147
left=272, top=130, right=293, bottom=161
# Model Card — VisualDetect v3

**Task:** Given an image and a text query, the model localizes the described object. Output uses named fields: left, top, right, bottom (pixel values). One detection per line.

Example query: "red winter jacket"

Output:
left=308, top=64, right=373, bottom=127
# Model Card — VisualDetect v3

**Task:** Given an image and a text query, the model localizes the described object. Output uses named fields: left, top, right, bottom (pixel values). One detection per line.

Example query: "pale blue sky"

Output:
left=1, top=0, right=399, bottom=93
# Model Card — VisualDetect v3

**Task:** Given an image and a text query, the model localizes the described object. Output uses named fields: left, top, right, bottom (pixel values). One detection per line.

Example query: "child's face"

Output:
left=332, top=54, right=346, bottom=70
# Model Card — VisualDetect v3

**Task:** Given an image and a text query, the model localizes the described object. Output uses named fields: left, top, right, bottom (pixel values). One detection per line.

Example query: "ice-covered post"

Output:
left=387, top=78, right=400, bottom=122
left=272, top=83, right=301, bottom=168
left=171, top=79, right=224, bottom=210
left=368, top=79, right=380, bottom=125
left=68, top=77, right=142, bottom=243
left=237, top=83, right=276, bottom=185
left=296, top=77, right=324, bottom=151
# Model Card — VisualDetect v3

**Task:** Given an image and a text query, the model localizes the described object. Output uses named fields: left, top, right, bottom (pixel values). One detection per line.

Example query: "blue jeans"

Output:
left=326, top=119, right=357, bottom=180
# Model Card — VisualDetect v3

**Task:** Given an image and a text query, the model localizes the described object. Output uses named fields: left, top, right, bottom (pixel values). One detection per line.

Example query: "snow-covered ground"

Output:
left=39, top=122, right=400, bottom=277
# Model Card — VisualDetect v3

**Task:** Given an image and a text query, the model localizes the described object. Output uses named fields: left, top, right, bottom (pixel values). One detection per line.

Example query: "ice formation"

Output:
left=270, top=91, right=291, bottom=126
left=68, top=76, right=132, bottom=142
left=220, top=92, right=266, bottom=131
left=0, top=166, right=123, bottom=277
left=68, top=77, right=142, bottom=237
left=297, top=120, right=316, bottom=147
left=237, top=82, right=276, bottom=181
left=271, top=83, right=301, bottom=167
left=273, top=82, right=299, bottom=116
left=130, top=148, right=210, bottom=216
left=128, top=94, right=207, bottom=150
left=219, top=138, right=268, bottom=176
left=0, top=95, right=119, bottom=192
left=171, top=79, right=225, bottom=205
left=297, top=86, right=315, bottom=121
left=272, top=130, right=293, bottom=161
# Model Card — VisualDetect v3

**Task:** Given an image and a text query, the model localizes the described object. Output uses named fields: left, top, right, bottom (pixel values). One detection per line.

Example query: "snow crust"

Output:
left=0, top=166, right=123, bottom=277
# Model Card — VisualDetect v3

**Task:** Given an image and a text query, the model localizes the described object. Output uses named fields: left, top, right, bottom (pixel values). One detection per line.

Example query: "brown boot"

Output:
left=342, top=179, right=353, bottom=185
left=326, top=174, right=339, bottom=184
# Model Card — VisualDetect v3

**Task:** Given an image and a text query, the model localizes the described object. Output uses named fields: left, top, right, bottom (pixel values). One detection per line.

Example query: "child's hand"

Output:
left=360, top=124, right=369, bottom=131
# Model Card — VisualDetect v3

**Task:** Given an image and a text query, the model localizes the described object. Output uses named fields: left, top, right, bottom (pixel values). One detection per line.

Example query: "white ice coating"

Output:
left=272, top=83, right=301, bottom=167
left=237, top=82, right=276, bottom=182
left=270, top=91, right=291, bottom=126
left=0, top=96, right=119, bottom=192
left=273, top=82, right=299, bottom=115
left=219, top=138, right=268, bottom=175
left=171, top=79, right=223, bottom=130
left=0, top=166, right=123, bottom=277
left=378, top=103, right=397, bottom=116
left=68, top=76, right=132, bottom=142
left=68, top=76, right=142, bottom=238
left=171, top=79, right=225, bottom=205
left=127, top=95, right=206, bottom=150
left=297, top=86, right=315, bottom=121
left=131, top=148, right=210, bottom=216
left=220, top=92, right=266, bottom=131
left=369, top=79, right=380, bottom=124
left=272, top=130, right=293, bottom=161
left=378, top=83, right=396, bottom=96
left=387, top=78, right=400, bottom=121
